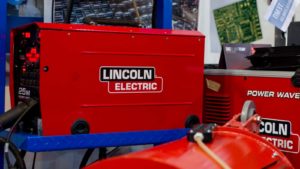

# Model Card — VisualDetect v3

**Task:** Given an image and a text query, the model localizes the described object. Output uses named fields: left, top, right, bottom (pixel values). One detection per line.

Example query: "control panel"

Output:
left=12, top=25, right=41, bottom=134
left=13, top=25, right=40, bottom=103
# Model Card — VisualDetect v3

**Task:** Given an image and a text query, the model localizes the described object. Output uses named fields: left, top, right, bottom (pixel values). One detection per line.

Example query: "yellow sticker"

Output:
left=206, top=79, right=221, bottom=92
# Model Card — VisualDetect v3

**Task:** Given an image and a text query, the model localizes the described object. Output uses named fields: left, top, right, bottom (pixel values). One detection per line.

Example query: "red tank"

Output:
left=85, top=102, right=294, bottom=169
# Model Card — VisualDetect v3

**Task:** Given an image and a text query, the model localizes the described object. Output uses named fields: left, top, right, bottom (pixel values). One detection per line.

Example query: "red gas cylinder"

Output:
left=85, top=101, right=293, bottom=169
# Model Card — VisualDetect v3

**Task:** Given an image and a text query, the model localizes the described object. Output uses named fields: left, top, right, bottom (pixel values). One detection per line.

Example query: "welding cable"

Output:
left=193, top=133, right=231, bottom=169
left=65, top=0, right=74, bottom=23
left=51, top=0, right=54, bottom=22
left=106, top=147, right=120, bottom=157
left=32, top=152, right=37, bottom=169
left=80, top=147, right=117, bottom=168
left=13, top=150, right=27, bottom=168
left=152, top=0, right=156, bottom=28
left=80, top=148, right=95, bottom=169
left=5, top=99, right=38, bottom=169
left=0, top=137, right=26, bottom=169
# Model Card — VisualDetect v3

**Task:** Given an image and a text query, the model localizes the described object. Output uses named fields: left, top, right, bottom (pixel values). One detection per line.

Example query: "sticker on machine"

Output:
left=260, top=118, right=300, bottom=154
left=99, top=66, right=163, bottom=94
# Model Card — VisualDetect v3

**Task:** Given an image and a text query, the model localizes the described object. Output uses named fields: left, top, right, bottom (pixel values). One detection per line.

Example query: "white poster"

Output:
left=265, top=0, right=300, bottom=32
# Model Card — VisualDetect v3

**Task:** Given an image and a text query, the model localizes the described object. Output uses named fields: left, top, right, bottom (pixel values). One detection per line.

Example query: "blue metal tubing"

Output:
left=154, top=0, right=173, bottom=29
left=0, top=1, right=7, bottom=169
left=0, top=129, right=188, bottom=152
left=0, top=0, right=7, bottom=114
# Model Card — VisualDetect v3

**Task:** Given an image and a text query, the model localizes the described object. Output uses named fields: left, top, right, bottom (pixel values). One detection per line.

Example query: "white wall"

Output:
left=43, top=0, right=52, bottom=23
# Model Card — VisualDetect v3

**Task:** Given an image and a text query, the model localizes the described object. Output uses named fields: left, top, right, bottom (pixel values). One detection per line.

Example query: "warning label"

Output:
left=260, top=118, right=300, bottom=154
left=100, top=66, right=163, bottom=94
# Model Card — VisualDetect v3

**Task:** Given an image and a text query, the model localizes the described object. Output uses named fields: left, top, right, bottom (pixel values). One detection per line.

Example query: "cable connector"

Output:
left=187, top=123, right=217, bottom=143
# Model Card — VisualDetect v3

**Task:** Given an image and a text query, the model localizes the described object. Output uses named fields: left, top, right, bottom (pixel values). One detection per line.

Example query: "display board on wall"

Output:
left=213, top=0, right=262, bottom=44
left=52, top=0, right=199, bottom=30
left=172, top=0, right=199, bottom=30
left=53, top=0, right=154, bottom=27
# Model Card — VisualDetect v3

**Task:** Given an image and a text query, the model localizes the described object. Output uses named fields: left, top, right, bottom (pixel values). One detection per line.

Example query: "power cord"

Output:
left=0, top=136, right=26, bottom=169
left=32, top=152, right=37, bottom=169
left=80, top=147, right=120, bottom=168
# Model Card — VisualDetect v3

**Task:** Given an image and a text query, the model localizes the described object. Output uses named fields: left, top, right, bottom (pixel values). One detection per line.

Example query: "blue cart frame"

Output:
left=0, top=1, right=175, bottom=168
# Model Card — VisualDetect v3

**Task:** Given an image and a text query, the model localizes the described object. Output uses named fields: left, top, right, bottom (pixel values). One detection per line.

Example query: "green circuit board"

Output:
left=214, top=0, right=262, bottom=44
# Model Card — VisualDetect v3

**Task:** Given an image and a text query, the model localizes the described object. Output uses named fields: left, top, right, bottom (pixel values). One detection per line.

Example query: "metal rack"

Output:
left=0, top=1, right=6, bottom=114
left=0, top=1, right=177, bottom=168
left=1, top=129, right=187, bottom=152
left=0, top=1, right=7, bottom=168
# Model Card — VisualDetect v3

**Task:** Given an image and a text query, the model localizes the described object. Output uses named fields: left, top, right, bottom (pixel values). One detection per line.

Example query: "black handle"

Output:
left=82, top=17, right=141, bottom=27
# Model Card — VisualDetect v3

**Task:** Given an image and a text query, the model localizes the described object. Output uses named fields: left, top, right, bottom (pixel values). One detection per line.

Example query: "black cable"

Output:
left=106, top=147, right=120, bottom=157
left=79, top=148, right=95, bottom=169
left=152, top=0, right=157, bottom=28
left=32, top=152, right=37, bottom=169
left=13, top=150, right=27, bottom=168
left=7, top=100, right=37, bottom=143
left=5, top=99, right=37, bottom=169
left=65, top=0, right=74, bottom=23
left=0, top=137, right=26, bottom=169
left=98, top=147, right=107, bottom=160
left=20, top=150, right=27, bottom=158
left=79, top=147, right=113, bottom=168
left=52, top=0, right=55, bottom=22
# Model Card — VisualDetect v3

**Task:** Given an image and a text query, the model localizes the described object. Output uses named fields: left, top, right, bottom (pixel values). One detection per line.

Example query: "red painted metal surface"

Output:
left=10, top=23, right=205, bottom=136
left=86, top=114, right=293, bottom=169
left=204, top=70, right=300, bottom=168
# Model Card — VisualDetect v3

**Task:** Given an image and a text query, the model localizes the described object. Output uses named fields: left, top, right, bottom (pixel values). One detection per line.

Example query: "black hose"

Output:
left=32, top=152, right=37, bottom=169
left=65, top=0, right=74, bottom=23
left=80, top=148, right=95, bottom=169
left=6, top=99, right=37, bottom=143
left=0, top=102, right=29, bottom=131
left=106, top=147, right=120, bottom=157
left=79, top=147, right=109, bottom=169
left=152, top=0, right=157, bottom=28
left=98, top=147, right=107, bottom=160
left=13, top=150, right=27, bottom=168
left=1, top=99, right=38, bottom=169
left=0, top=137, right=26, bottom=169
left=52, top=0, right=55, bottom=22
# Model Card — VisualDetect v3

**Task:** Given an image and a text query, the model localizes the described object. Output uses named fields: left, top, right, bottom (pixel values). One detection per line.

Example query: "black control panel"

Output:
left=13, top=25, right=40, bottom=103
left=13, top=25, right=41, bottom=134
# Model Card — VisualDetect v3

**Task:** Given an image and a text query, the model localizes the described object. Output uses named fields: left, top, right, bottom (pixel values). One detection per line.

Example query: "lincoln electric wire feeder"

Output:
left=10, top=23, right=205, bottom=136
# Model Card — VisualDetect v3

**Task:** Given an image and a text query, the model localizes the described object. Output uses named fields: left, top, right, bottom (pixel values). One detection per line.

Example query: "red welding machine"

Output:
left=204, top=69, right=300, bottom=168
left=10, top=23, right=205, bottom=136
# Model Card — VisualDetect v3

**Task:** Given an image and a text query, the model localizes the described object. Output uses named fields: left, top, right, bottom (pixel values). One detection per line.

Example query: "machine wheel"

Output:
left=240, top=100, right=256, bottom=122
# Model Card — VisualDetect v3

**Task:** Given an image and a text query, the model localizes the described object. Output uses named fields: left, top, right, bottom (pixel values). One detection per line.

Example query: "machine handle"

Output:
left=291, top=68, right=300, bottom=87
left=82, top=17, right=142, bottom=27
